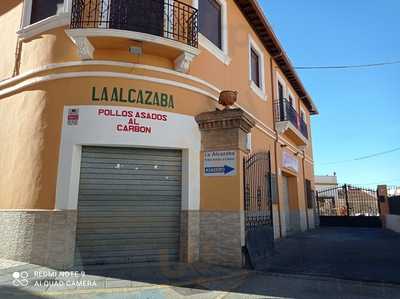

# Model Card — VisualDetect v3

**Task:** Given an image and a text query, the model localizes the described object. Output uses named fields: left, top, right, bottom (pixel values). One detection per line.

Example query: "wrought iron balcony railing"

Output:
left=70, top=0, right=199, bottom=48
left=274, top=99, right=309, bottom=139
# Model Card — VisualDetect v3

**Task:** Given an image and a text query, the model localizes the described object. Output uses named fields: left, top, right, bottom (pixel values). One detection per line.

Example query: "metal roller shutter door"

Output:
left=75, top=146, right=182, bottom=266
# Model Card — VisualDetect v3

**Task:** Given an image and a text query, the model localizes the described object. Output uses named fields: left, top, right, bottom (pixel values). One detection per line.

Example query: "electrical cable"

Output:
left=338, top=178, right=400, bottom=187
left=295, top=60, right=400, bottom=70
left=318, top=146, right=400, bottom=165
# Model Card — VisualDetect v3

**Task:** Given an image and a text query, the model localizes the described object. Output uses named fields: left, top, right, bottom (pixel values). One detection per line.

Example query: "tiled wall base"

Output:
left=0, top=210, right=77, bottom=269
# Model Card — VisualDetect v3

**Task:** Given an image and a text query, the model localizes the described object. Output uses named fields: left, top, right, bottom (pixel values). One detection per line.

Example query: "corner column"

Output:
left=195, top=108, right=255, bottom=267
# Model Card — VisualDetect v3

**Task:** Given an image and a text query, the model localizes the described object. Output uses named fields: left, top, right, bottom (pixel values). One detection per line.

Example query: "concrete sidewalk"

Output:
left=0, top=259, right=249, bottom=298
left=1, top=259, right=400, bottom=298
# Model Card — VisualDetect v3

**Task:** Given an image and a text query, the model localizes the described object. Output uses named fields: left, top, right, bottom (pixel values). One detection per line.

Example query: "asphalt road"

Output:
left=1, top=271, right=400, bottom=299
left=263, top=227, right=400, bottom=284
left=1, top=227, right=400, bottom=298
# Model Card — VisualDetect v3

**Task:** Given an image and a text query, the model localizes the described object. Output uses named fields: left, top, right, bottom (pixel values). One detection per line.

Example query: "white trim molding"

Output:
left=18, top=13, right=70, bottom=40
left=287, top=91, right=296, bottom=110
left=197, top=0, right=230, bottom=65
left=275, top=71, right=287, bottom=100
left=65, top=29, right=201, bottom=56
left=65, top=28, right=200, bottom=56
left=18, top=0, right=71, bottom=40
left=68, top=36, right=94, bottom=60
left=0, top=71, right=220, bottom=102
left=248, top=34, right=267, bottom=101
left=0, top=60, right=314, bottom=164
left=0, top=60, right=220, bottom=93
left=65, top=29, right=201, bottom=70
left=276, top=121, right=308, bottom=146
left=300, top=107, right=307, bottom=124
left=56, top=106, right=201, bottom=211
left=174, top=52, right=196, bottom=73
left=199, top=34, right=231, bottom=65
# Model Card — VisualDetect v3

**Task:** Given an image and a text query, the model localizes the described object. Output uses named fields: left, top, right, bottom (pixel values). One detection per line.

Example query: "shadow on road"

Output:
left=2, top=227, right=400, bottom=298
left=262, top=227, right=400, bottom=284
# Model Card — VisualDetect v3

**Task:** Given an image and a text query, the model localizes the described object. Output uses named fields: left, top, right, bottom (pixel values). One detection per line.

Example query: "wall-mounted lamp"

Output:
left=129, top=46, right=143, bottom=56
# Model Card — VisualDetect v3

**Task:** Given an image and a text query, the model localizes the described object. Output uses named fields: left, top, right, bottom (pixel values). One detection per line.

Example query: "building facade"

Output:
left=315, top=175, right=338, bottom=192
left=0, top=0, right=318, bottom=269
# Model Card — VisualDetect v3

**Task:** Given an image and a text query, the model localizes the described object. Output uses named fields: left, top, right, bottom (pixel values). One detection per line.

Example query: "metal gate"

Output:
left=75, top=146, right=182, bottom=266
left=243, top=151, right=274, bottom=269
left=316, top=184, right=382, bottom=227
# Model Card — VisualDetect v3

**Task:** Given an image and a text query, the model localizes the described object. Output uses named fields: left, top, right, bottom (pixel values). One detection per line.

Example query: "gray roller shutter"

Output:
left=75, top=146, right=182, bottom=266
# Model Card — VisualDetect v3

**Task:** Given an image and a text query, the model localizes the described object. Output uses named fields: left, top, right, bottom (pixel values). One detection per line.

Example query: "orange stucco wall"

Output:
left=0, top=0, right=316, bottom=217
left=0, top=0, right=22, bottom=79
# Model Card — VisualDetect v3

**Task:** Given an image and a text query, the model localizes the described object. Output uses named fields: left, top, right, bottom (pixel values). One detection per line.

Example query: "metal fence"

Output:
left=317, top=184, right=379, bottom=217
left=243, top=152, right=273, bottom=230
left=273, top=99, right=308, bottom=139
left=71, top=0, right=199, bottom=47
left=388, top=186, right=400, bottom=215
left=243, top=151, right=274, bottom=269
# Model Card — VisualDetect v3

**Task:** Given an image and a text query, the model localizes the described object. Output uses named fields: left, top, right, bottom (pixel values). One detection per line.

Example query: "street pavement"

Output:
left=2, top=259, right=400, bottom=298
left=262, top=227, right=400, bottom=284
left=1, top=266, right=400, bottom=299
left=1, top=227, right=400, bottom=298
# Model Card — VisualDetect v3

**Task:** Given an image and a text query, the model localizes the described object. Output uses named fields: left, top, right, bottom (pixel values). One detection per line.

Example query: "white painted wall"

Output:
left=386, top=215, right=400, bottom=233
left=307, top=209, right=316, bottom=229
left=315, top=175, right=338, bottom=191
left=280, top=175, right=290, bottom=236
left=55, top=106, right=201, bottom=212
left=272, top=204, right=280, bottom=239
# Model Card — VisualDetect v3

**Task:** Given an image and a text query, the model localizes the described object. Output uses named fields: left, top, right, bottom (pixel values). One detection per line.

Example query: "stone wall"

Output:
left=199, top=211, right=243, bottom=267
left=180, top=210, right=200, bottom=263
left=307, top=209, right=316, bottom=229
left=0, top=210, right=77, bottom=269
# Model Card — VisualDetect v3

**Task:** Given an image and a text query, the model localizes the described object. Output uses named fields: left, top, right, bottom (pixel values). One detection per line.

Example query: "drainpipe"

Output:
left=302, top=150, right=310, bottom=230
left=13, top=6, right=25, bottom=78
left=13, top=38, right=23, bottom=77
left=270, top=57, right=282, bottom=238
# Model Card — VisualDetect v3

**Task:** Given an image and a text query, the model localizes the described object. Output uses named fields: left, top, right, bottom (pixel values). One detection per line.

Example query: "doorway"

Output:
left=282, top=174, right=301, bottom=235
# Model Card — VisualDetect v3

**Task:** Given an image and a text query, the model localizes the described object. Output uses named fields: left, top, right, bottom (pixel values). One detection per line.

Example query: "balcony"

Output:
left=274, top=99, right=309, bottom=146
left=66, top=0, right=200, bottom=72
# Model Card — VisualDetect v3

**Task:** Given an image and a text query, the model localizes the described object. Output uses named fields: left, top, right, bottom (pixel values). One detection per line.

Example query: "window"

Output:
left=18, top=0, right=69, bottom=39
left=197, top=0, right=229, bottom=65
left=305, top=179, right=314, bottom=209
left=199, top=0, right=222, bottom=49
left=288, top=95, right=294, bottom=107
left=30, top=0, right=65, bottom=24
left=250, top=48, right=260, bottom=87
left=300, top=109, right=307, bottom=123
left=278, top=82, right=284, bottom=100
left=248, top=35, right=266, bottom=100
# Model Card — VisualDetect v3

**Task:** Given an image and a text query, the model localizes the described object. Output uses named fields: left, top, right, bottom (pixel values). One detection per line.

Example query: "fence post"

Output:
left=377, top=185, right=389, bottom=228
left=344, top=184, right=350, bottom=216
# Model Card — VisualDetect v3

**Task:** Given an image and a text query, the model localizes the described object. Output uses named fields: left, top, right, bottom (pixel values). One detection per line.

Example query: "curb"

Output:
left=33, top=271, right=251, bottom=297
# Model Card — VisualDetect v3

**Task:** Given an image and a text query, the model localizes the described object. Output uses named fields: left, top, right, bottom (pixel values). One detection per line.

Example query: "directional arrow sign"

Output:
left=205, top=165, right=235, bottom=175
left=204, top=151, right=237, bottom=177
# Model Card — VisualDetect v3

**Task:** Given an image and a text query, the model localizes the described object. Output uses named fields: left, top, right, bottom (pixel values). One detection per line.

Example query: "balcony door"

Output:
left=278, top=81, right=285, bottom=121
left=109, top=0, right=164, bottom=36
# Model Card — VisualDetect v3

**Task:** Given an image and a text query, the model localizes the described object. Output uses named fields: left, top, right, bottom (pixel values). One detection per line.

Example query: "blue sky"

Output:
left=261, top=0, right=400, bottom=187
